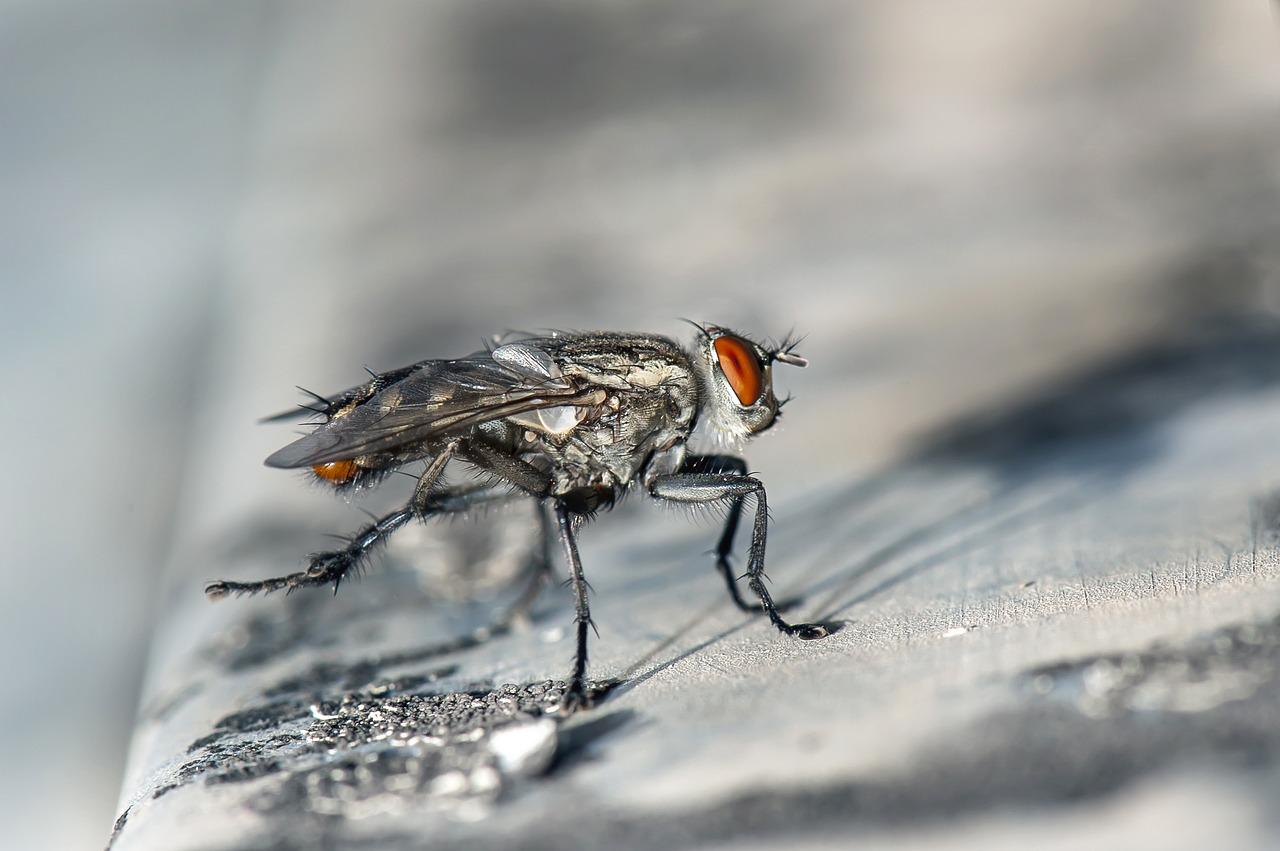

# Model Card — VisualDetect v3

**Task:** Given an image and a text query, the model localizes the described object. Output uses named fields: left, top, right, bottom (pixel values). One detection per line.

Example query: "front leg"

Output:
left=678, top=454, right=762, bottom=612
left=649, top=472, right=828, bottom=640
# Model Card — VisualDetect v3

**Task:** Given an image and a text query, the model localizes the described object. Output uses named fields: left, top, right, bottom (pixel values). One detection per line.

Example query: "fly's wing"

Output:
left=259, top=363, right=424, bottom=424
left=264, top=350, right=584, bottom=468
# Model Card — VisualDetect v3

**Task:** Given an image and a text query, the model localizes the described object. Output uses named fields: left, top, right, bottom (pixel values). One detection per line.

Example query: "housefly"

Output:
left=206, top=324, right=828, bottom=708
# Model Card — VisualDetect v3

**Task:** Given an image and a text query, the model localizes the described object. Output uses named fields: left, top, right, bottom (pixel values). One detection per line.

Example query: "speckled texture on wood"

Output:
left=91, top=3, right=1280, bottom=850
left=111, top=315, right=1280, bottom=850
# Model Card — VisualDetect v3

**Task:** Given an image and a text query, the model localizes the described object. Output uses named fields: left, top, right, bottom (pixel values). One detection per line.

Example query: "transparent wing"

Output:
left=258, top=363, right=424, bottom=424
left=263, top=352, right=582, bottom=468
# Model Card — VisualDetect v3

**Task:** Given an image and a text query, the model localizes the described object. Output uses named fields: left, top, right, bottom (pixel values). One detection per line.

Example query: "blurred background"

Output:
left=2, top=2, right=1278, bottom=849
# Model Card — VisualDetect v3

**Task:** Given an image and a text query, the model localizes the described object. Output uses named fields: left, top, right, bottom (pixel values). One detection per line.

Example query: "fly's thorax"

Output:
left=497, top=335, right=702, bottom=494
left=522, top=333, right=701, bottom=441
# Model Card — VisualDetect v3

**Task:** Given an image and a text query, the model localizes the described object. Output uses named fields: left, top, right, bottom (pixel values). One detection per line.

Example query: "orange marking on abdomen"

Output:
left=312, top=459, right=357, bottom=484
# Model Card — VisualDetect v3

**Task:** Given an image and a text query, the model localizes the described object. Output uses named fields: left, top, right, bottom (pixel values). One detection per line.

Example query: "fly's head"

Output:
left=688, top=322, right=808, bottom=443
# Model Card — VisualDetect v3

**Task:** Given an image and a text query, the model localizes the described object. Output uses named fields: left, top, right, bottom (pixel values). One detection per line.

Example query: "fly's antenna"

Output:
left=769, top=330, right=809, bottom=368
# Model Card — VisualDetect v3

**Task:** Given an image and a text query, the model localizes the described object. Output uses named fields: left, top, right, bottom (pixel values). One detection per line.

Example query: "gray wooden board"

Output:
left=90, top=3, right=1280, bottom=848
left=113, top=320, right=1280, bottom=850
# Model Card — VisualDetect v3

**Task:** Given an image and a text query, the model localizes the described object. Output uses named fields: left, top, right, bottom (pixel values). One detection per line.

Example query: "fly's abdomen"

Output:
left=312, top=459, right=358, bottom=484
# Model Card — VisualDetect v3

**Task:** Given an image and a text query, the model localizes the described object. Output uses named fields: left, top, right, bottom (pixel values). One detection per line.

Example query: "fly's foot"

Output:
left=788, top=622, right=830, bottom=640
left=204, top=549, right=359, bottom=602
left=204, top=581, right=232, bottom=601
left=558, top=678, right=621, bottom=714
left=559, top=686, right=592, bottom=715
left=204, top=577, right=285, bottom=599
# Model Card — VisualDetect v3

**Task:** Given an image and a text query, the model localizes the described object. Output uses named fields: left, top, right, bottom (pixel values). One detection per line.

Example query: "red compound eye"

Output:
left=714, top=335, right=763, bottom=405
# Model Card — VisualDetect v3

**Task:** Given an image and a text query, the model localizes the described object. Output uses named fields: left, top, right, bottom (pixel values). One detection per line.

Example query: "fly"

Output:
left=206, top=324, right=828, bottom=709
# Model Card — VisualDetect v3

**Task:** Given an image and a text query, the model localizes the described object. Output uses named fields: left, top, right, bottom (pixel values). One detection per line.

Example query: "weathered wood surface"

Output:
left=114, top=312, right=1280, bottom=850
left=97, top=3, right=1280, bottom=850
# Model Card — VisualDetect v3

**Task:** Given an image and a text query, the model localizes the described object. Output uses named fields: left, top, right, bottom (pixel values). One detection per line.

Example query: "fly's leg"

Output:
left=678, top=454, right=759, bottom=611
left=454, top=437, right=560, bottom=628
left=554, top=501, right=595, bottom=710
left=460, top=439, right=553, bottom=497
left=492, top=501, right=556, bottom=630
left=713, top=494, right=756, bottom=610
left=204, top=485, right=512, bottom=599
left=461, top=444, right=596, bottom=706
left=649, top=473, right=828, bottom=640
left=206, top=443, right=466, bottom=599
left=206, top=509, right=415, bottom=598
left=455, top=439, right=565, bottom=632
